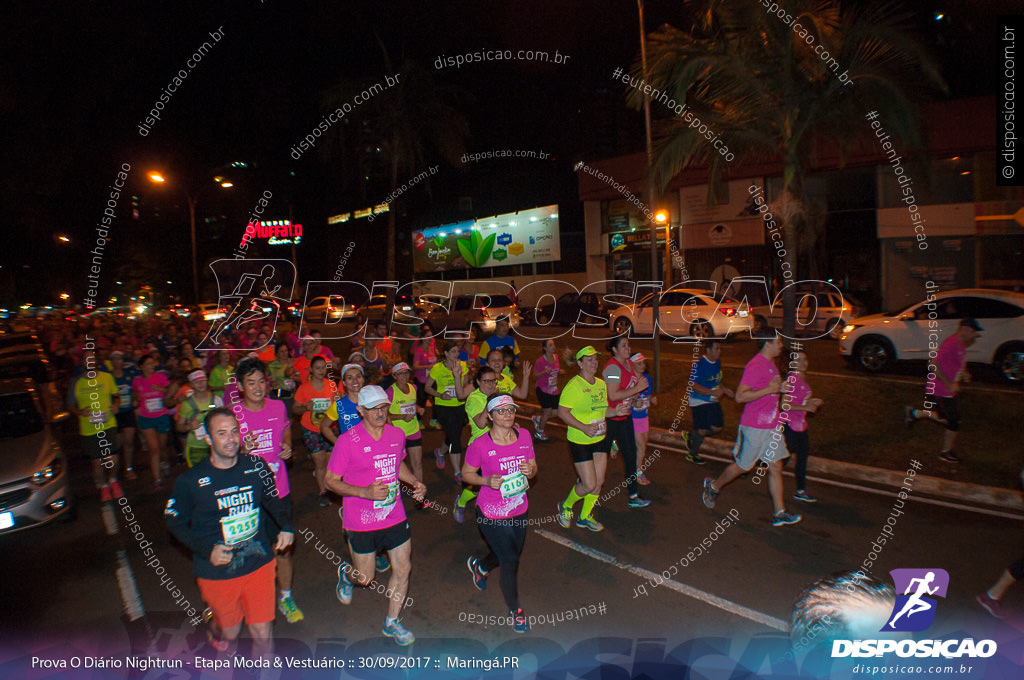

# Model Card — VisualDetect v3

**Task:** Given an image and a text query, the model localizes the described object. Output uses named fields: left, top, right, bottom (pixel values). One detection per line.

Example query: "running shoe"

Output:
left=772, top=510, right=802, bottom=526
left=939, top=450, right=961, bottom=464
left=318, top=492, right=330, bottom=507
left=687, top=453, right=706, bottom=465
left=110, top=480, right=124, bottom=499
left=637, top=472, right=651, bottom=486
left=977, top=593, right=1007, bottom=619
left=455, top=472, right=463, bottom=490
left=100, top=485, right=112, bottom=502
left=701, top=477, right=718, bottom=509
left=609, top=441, right=619, bottom=458
left=535, top=431, right=550, bottom=441
left=454, top=502, right=466, bottom=524
left=576, top=515, right=604, bottom=532
left=467, top=556, right=487, bottom=590
left=336, top=563, right=353, bottom=605
left=376, top=554, right=391, bottom=573
left=556, top=502, right=573, bottom=528
left=434, top=447, right=446, bottom=469
left=627, top=495, right=651, bottom=509
left=793, top=490, right=818, bottom=503
left=382, top=618, right=415, bottom=646
left=511, top=608, right=530, bottom=634
left=904, top=406, right=916, bottom=429
left=278, top=596, right=304, bottom=623
left=532, top=415, right=541, bottom=433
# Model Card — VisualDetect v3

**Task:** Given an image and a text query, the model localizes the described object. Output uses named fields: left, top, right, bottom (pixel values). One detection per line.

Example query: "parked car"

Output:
left=198, top=303, right=228, bottom=321
left=357, top=293, right=428, bottom=327
left=838, top=288, right=1024, bottom=381
left=524, top=292, right=612, bottom=327
left=0, top=377, right=74, bottom=533
left=609, top=289, right=753, bottom=339
left=426, top=293, right=520, bottom=333
left=751, top=288, right=865, bottom=339
left=302, top=295, right=360, bottom=323
left=0, top=333, right=63, bottom=413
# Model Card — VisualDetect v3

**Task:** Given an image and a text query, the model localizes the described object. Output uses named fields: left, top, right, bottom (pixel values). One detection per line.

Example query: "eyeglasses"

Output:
left=491, top=407, right=516, bottom=416
left=365, top=404, right=389, bottom=414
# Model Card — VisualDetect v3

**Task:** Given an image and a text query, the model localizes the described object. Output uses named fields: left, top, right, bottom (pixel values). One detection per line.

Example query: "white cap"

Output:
left=391, top=362, right=411, bottom=374
left=341, top=363, right=364, bottom=378
left=357, top=385, right=390, bottom=409
left=487, top=394, right=517, bottom=412
left=630, top=352, right=646, bottom=362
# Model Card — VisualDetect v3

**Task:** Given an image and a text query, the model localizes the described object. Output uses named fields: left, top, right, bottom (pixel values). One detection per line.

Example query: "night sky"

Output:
left=0, top=0, right=1011, bottom=305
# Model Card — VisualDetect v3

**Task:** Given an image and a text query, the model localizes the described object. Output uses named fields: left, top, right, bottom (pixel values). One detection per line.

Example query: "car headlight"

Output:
left=842, top=324, right=857, bottom=333
left=33, top=458, right=63, bottom=485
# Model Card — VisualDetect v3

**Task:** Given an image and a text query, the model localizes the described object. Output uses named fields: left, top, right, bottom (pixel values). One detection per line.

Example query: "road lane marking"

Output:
left=102, top=502, right=118, bottom=535
left=534, top=529, right=789, bottom=632
left=116, top=549, right=146, bottom=621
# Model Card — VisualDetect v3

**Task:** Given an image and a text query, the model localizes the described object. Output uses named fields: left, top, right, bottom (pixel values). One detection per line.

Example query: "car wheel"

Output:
left=996, top=344, right=1024, bottom=382
left=752, top=315, right=768, bottom=336
left=854, top=336, right=893, bottom=372
left=826, top=317, right=843, bottom=340
left=690, top=320, right=714, bottom=339
left=613, top=317, right=633, bottom=335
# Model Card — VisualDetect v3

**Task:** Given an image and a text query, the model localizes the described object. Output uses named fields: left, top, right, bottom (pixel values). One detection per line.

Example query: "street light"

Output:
left=148, top=172, right=232, bottom=304
left=58, top=235, right=70, bottom=243
left=655, top=210, right=672, bottom=284
left=638, top=0, right=662, bottom=391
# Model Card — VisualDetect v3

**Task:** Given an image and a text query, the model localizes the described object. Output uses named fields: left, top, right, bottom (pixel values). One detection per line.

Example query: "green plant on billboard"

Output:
left=456, top=229, right=496, bottom=268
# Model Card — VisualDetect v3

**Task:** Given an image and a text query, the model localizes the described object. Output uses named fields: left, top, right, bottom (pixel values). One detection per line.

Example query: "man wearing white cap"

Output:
left=176, top=369, right=224, bottom=467
left=326, top=385, right=426, bottom=646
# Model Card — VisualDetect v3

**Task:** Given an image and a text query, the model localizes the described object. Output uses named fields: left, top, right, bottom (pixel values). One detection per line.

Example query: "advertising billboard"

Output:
left=413, top=204, right=559, bottom=273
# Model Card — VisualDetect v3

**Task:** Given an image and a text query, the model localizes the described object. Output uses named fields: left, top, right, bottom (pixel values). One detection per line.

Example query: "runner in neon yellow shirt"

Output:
left=68, top=347, right=123, bottom=501
left=555, top=346, right=630, bottom=532
left=425, top=341, right=472, bottom=486
left=386, top=362, right=426, bottom=506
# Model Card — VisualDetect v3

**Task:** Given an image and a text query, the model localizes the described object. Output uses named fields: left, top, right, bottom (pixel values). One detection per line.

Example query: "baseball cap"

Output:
left=487, top=394, right=517, bottom=412
left=358, top=385, right=389, bottom=409
left=188, top=370, right=207, bottom=383
left=575, top=346, right=599, bottom=361
left=630, top=352, right=646, bottom=362
left=110, top=350, right=124, bottom=358
left=391, top=361, right=411, bottom=374
left=341, top=363, right=364, bottom=378
left=960, top=318, right=983, bottom=332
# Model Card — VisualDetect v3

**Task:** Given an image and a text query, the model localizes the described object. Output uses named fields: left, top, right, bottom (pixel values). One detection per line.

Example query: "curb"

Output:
left=518, top=402, right=1024, bottom=516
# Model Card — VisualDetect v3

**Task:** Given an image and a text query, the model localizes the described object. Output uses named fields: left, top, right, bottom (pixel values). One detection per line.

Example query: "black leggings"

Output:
left=477, top=510, right=528, bottom=611
left=783, top=424, right=809, bottom=491
left=434, top=403, right=466, bottom=455
left=606, top=417, right=639, bottom=496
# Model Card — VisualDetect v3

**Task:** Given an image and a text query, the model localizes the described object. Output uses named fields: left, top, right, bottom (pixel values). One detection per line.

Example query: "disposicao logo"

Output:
left=832, top=568, right=997, bottom=659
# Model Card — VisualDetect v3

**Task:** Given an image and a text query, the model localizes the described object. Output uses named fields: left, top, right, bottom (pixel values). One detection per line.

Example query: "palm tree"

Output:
left=323, top=51, right=469, bottom=281
left=627, top=0, right=945, bottom=337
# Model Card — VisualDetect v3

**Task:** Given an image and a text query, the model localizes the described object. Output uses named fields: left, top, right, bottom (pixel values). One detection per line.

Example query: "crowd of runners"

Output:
left=10, top=306, right=991, bottom=659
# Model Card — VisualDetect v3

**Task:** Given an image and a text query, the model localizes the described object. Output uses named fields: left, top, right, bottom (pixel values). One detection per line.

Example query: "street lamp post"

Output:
left=150, top=173, right=231, bottom=304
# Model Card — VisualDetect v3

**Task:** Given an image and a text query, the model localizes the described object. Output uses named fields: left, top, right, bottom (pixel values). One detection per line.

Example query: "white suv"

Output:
left=838, top=288, right=1024, bottom=382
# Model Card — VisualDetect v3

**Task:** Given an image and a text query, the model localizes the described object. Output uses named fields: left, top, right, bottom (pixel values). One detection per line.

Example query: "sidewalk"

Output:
left=518, top=402, right=1024, bottom=518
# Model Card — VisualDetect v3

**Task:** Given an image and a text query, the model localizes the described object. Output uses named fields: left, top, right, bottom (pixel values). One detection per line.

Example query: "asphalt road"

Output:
left=4, top=414, right=1024, bottom=678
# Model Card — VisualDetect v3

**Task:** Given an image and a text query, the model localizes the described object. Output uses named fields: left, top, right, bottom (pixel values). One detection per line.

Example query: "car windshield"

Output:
left=482, top=295, right=513, bottom=307
left=0, top=391, right=44, bottom=439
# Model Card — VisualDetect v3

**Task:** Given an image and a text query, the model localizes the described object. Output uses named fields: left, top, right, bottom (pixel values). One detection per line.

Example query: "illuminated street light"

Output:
left=149, top=173, right=165, bottom=183
left=58, top=235, right=70, bottom=243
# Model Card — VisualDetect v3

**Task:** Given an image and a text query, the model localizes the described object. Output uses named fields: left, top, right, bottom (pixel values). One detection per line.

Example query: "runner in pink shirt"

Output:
left=904, top=318, right=982, bottom=464
left=326, top=385, right=426, bottom=646
left=782, top=352, right=823, bottom=503
left=233, top=357, right=302, bottom=624
left=702, top=334, right=802, bottom=527
left=531, top=339, right=565, bottom=441
left=462, top=394, right=538, bottom=634
left=132, top=354, right=172, bottom=489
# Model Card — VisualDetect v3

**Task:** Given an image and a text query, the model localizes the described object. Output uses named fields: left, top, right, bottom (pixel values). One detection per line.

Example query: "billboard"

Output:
left=413, top=204, right=560, bottom=273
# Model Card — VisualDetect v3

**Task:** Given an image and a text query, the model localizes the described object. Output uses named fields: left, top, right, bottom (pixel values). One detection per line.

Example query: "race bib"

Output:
left=284, top=379, right=297, bottom=391
left=373, top=481, right=399, bottom=510
left=144, top=397, right=163, bottom=413
left=89, top=410, right=108, bottom=425
left=443, top=385, right=456, bottom=399
left=634, top=396, right=649, bottom=411
left=193, top=423, right=208, bottom=440
left=312, top=397, right=330, bottom=412
left=118, top=384, right=131, bottom=398
left=592, top=418, right=607, bottom=436
left=400, top=402, right=416, bottom=415
left=499, top=471, right=529, bottom=499
left=547, top=373, right=558, bottom=390
left=220, top=507, right=259, bottom=546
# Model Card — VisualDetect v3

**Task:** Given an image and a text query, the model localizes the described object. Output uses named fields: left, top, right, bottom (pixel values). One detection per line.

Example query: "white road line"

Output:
left=518, top=416, right=1024, bottom=521
left=116, top=549, right=146, bottom=621
left=535, top=529, right=789, bottom=632
left=102, top=502, right=118, bottom=535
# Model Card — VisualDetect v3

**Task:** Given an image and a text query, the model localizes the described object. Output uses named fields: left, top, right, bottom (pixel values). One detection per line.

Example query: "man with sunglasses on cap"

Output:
left=326, top=385, right=426, bottom=646
left=904, top=317, right=983, bottom=464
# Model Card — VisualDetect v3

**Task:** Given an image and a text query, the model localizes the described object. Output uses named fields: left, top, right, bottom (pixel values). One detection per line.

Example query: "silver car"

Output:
left=0, top=377, right=73, bottom=533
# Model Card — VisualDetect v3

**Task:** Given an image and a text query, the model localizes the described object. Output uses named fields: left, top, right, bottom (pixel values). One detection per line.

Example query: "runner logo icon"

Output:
left=197, top=259, right=295, bottom=351
left=882, top=568, right=949, bottom=632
